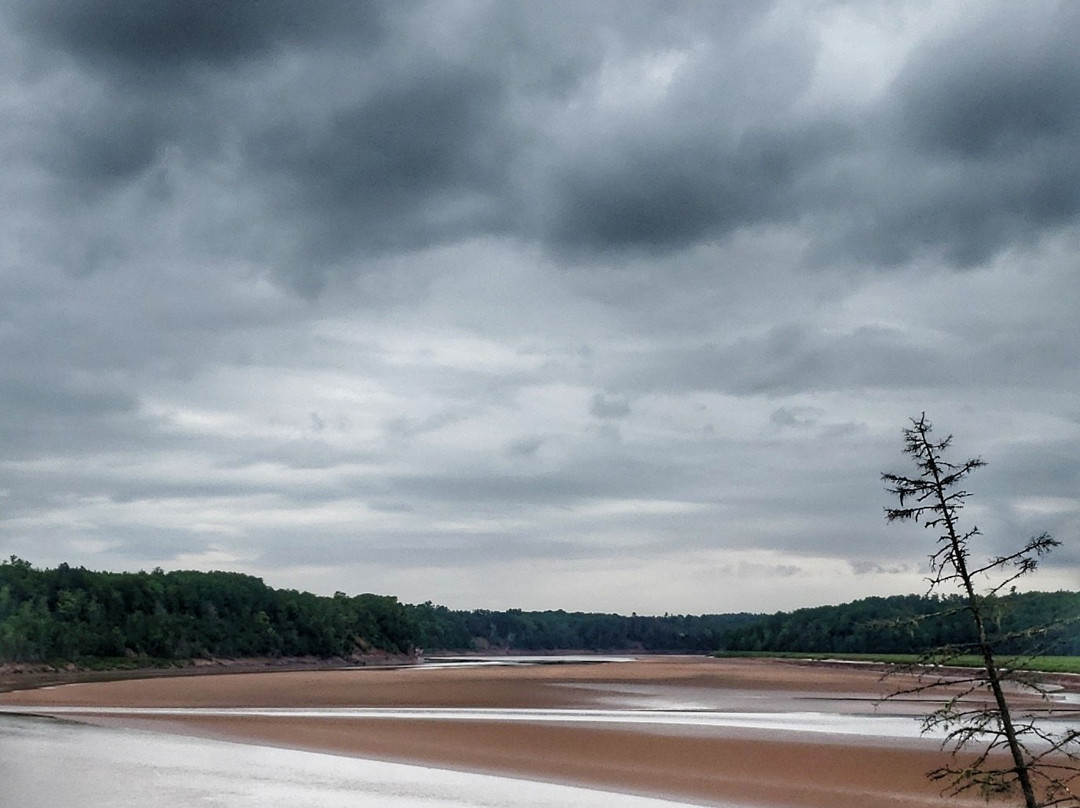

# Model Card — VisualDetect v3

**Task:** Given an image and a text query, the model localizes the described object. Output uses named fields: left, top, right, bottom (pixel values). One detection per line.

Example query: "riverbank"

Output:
left=0, top=652, right=413, bottom=694
left=3, top=656, right=1070, bottom=807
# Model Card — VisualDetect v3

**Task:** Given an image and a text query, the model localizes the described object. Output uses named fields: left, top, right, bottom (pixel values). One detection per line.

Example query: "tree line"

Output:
left=1, top=557, right=1075, bottom=664
left=0, top=557, right=756, bottom=662
left=721, top=590, right=1080, bottom=656
left=0, top=558, right=417, bottom=662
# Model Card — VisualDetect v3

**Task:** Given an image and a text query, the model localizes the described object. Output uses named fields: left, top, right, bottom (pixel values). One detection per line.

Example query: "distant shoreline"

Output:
left=0, top=649, right=682, bottom=693
left=0, top=653, right=416, bottom=694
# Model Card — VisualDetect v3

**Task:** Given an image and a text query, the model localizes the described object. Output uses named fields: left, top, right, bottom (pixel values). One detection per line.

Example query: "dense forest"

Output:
left=722, top=590, right=1080, bottom=656
left=1, top=558, right=1076, bottom=664
left=0, top=558, right=756, bottom=662
left=0, top=558, right=418, bottom=662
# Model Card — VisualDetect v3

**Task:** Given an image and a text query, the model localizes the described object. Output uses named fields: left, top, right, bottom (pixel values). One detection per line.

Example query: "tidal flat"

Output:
left=3, top=656, right=1076, bottom=807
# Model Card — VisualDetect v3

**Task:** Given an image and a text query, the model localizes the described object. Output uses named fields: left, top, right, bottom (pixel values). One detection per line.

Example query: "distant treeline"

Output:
left=0, top=558, right=418, bottom=662
left=721, top=591, right=1080, bottom=656
left=0, top=558, right=756, bottom=662
left=1, top=558, right=1076, bottom=664
left=429, top=606, right=759, bottom=654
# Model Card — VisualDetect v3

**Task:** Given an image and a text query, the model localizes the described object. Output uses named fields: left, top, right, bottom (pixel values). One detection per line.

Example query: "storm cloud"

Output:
left=0, top=0, right=1076, bottom=613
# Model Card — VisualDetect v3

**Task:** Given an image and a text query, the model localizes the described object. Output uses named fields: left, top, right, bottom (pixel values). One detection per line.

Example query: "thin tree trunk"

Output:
left=917, top=429, right=1038, bottom=808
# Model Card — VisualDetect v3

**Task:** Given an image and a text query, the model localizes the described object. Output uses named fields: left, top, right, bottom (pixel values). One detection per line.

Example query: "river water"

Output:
left=0, top=715, right=726, bottom=808
left=4, top=657, right=1074, bottom=806
left=1, top=704, right=937, bottom=740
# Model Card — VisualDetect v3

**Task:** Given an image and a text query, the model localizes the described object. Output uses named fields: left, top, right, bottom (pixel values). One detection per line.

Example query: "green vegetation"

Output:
left=439, top=607, right=759, bottom=653
left=0, top=557, right=757, bottom=663
left=720, top=591, right=1080, bottom=657
left=0, top=557, right=418, bottom=662
left=1, top=556, right=1076, bottom=671
left=714, top=651, right=1080, bottom=675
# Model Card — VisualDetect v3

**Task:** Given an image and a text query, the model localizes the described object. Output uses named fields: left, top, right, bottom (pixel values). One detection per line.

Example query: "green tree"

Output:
left=883, top=414, right=1078, bottom=807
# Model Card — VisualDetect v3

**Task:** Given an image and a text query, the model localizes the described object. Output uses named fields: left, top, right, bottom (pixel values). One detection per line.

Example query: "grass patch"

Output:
left=713, top=651, right=1080, bottom=674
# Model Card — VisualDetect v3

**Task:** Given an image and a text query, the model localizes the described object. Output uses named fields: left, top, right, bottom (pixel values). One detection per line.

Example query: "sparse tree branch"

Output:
left=882, top=414, right=1078, bottom=807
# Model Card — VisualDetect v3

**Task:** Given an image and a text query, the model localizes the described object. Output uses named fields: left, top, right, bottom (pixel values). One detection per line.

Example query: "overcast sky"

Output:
left=1, top=0, right=1078, bottom=615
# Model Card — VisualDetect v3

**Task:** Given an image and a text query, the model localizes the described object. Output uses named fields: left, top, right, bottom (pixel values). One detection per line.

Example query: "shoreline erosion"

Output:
left=3, top=656, right=1072, bottom=807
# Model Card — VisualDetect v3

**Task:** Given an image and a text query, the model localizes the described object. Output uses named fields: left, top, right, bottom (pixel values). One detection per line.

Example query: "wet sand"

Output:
left=2, top=656, right=1064, bottom=807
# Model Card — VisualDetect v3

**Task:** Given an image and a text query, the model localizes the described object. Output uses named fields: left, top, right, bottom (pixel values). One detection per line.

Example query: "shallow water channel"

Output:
left=0, top=715, right=727, bottom=808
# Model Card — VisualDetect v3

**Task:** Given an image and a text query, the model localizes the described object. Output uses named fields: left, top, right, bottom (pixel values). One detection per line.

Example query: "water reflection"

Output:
left=413, top=655, right=637, bottom=669
left=0, top=716, right=718, bottom=808
left=2, top=704, right=934, bottom=739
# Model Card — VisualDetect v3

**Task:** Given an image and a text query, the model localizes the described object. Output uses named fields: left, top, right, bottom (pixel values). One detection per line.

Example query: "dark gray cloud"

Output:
left=894, top=4, right=1080, bottom=161
left=11, top=0, right=390, bottom=74
left=9, top=0, right=1080, bottom=286
left=1, top=1, right=1076, bottom=612
left=834, top=4, right=1080, bottom=267
left=247, top=62, right=516, bottom=287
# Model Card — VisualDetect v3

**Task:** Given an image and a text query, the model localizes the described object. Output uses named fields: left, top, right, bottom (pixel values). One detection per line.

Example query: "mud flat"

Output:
left=3, top=656, right=1072, bottom=807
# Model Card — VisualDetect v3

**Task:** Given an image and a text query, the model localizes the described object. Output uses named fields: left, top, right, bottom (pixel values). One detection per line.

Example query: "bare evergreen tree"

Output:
left=882, top=413, right=1079, bottom=807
